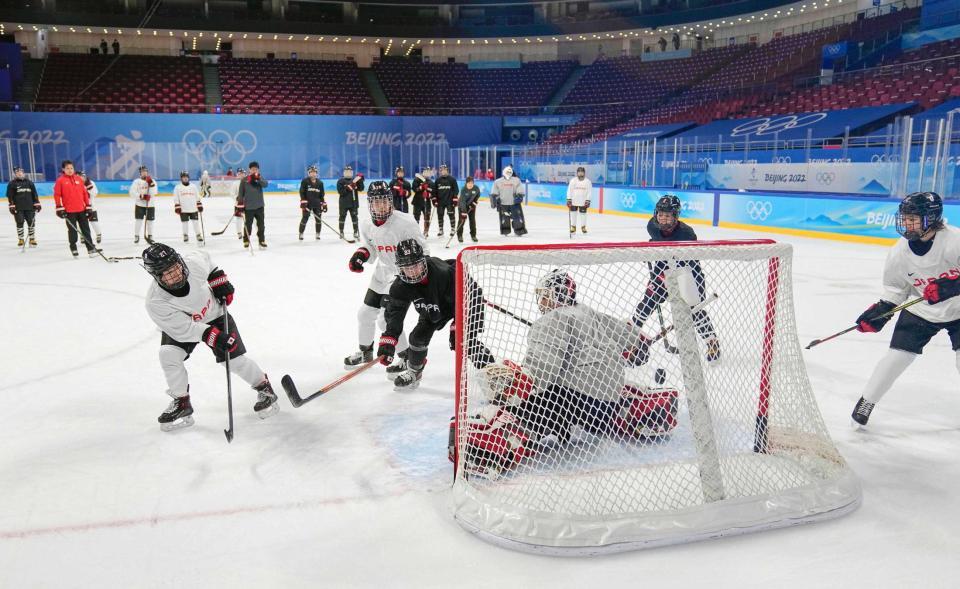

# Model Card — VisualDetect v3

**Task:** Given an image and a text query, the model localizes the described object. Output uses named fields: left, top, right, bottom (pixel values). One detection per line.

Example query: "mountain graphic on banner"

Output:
left=860, top=179, right=889, bottom=194
left=801, top=214, right=843, bottom=226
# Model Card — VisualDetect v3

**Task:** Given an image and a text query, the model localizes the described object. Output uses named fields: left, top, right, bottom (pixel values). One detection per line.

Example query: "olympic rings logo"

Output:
left=620, top=192, right=637, bottom=208
left=746, top=200, right=773, bottom=221
left=772, top=156, right=792, bottom=164
left=816, top=172, right=836, bottom=185
left=181, top=129, right=258, bottom=166
left=730, top=113, right=829, bottom=138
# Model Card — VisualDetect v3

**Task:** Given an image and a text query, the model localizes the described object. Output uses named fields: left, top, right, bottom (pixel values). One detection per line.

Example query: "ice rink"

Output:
left=2, top=193, right=958, bottom=588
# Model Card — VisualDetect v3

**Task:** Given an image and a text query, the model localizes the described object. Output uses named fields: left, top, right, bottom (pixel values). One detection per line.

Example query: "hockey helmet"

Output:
left=307, top=165, right=319, bottom=175
left=654, top=194, right=682, bottom=232
left=439, top=163, right=449, bottom=175
left=13, top=166, right=24, bottom=174
left=896, top=191, right=943, bottom=241
left=142, top=243, right=189, bottom=291
left=576, top=166, right=586, bottom=178
left=138, top=165, right=150, bottom=176
left=502, top=165, right=513, bottom=179
left=535, top=268, right=577, bottom=313
left=179, top=170, right=190, bottom=179
left=395, top=165, right=405, bottom=177
left=366, top=180, right=393, bottom=222
left=343, top=165, right=354, bottom=179
left=395, top=238, right=427, bottom=284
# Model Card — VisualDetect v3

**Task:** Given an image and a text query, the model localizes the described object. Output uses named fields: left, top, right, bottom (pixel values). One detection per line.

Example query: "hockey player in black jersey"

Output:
left=633, top=195, right=720, bottom=361
left=377, top=239, right=494, bottom=390
left=6, top=166, right=40, bottom=247
left=298, top=165, right=327, bottom=240
left=336, top=165, right=364, bottom=240
left=433, top=164, right=459, bottom=238
left=389, top=166, right=412, bottom=214
left=411, top=167, right=434, bottom=238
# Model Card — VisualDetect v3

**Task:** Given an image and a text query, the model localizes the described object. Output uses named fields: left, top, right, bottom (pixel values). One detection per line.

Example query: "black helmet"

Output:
left=654, top=195, right=681, bottom=233
left=439, top=163, right=449, bottom=174
left=576, top=166, right=586, bottom=175
left=343, top=165, right=354, bottom=178
left=367, top=180, right=393, bottom=222
left=179, top=170, right=189, bottom=178
left=395, top=166, right=405, bottom=175
left=307, top=165, right=318, bottom=174
left=395, top=239, right=427, bottom=284
left=138, top=165, right=149, bottom=174
left=897, top=191, right=943, bottom=241
left=13, top=166, right=24, bottom=173
left=142, top=243, right=189, bottom=291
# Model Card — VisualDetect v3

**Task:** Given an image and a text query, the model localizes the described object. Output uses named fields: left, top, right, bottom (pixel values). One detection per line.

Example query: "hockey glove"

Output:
left=202, top=325, right=238, bottom=354
left=197, top=202, right=204, bottom=213
left=449, top=323, right=456, bottom=351
left=85, top=207, right=94, bottom=221
left=141, top=194, right=151, bottom=203
left=623, top=334, right=652, bottom=367
left=175, top=204, right=182, bottom=215
left=566, top=199, right=573, bottom=209
left=234, top=205, right=244, bottom=217
left=585, top=200, right=591, bottom=208
left=321, top=202, right=328, bottom=213
left=348, top=248, right=370, bottom=273
left=207, top=269, right=234, bottom=305
left=34, top=203, right=41, bottom=213
left=452, top=196, right=459, bottom=206
left=377, top=334, right=397, bottom=365
left=145, top=176, right=154, bottom=187
left=924, top=276, right=960, bottom=304
left=300, top=199, right=308, bottom=209
left=56, top=206, right=66, bottom=219
left=8, top=204, right=14, bottom=215
left=856, top=300, right=897, bottom=333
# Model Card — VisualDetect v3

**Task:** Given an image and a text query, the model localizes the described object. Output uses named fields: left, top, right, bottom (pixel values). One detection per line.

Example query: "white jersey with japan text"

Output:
left=359, top=211, right=429, bottom=294
left=881, top=225, right=960, bottom=324
left=566, top=177, right=592, bottom=207
left=129, top=177, right=158, bottom=208
left=174, top=182, right=201, bottom=214
left=145, top=251, right=222, bottom=343
left=523, top=304, right=642, bottom=402
left=86, top=180, right=99, bottom=208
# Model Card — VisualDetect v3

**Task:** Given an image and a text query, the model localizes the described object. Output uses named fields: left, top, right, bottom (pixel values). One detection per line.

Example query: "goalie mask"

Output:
left=396, top=238, right=428, bottom=284
left=896, top=191, right=943, bottom=241
left=535, top=269, right=577, bottom=313
left=142, top=243, right=189, bottom=291
left=655, top=195, right=682, bottom=234
left=576, top=166, right=586, bottom=180
left=367, top=180, right=393, bottom=223
left=502, top=165, right=513, bottom=179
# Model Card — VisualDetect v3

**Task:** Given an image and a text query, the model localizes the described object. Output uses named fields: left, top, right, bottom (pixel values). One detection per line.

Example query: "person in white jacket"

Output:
left=173, top=170, right=204, bottom=244
left=566, top=166, right=592, bottom=234
left=129, top=165, right=158, bottom=243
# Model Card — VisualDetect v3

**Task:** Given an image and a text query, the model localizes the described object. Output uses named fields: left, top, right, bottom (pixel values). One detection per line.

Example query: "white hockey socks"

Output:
left=862, top=348, right=917, bottom=404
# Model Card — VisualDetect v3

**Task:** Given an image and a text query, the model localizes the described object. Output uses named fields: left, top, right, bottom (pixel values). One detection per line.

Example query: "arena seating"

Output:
left=35, top=54, right=205, bottom=113
left=218, top=57, right=374, bottom=114
left=373, top=60, right=576, bottom=115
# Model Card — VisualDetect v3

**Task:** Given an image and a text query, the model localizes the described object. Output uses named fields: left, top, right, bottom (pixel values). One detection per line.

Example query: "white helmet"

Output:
left=502, top=165, right=513, bottom=179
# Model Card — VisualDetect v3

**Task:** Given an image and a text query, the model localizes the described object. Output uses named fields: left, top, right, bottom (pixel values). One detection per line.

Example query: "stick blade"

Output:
left=224, top=429, right=234, bottom=443
left=281, top=374, right=304, bottom=408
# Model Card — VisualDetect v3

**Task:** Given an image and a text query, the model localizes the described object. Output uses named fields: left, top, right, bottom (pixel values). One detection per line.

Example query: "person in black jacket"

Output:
left=6, top=166, right=40, bottom=247
left=377, top=238, right=494, bottom=390
left=389, top=166, right=412, bottom=214
left=632, top=195, right=719, bottom=361
left=433, top=164, right=459, bottom=238
left=457, top=176, right=481, bottom=243
left=237, top=161, right=269, bottom=248
left=411, top=167, right=434, bottom=238
left=298, top=165, right=327, bottom=240
left=336, top=165, right=364, bottom=240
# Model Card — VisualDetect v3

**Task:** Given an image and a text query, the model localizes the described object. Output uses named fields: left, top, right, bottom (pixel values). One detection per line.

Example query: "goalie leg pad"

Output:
left=457, top=407, right=536, bottom=478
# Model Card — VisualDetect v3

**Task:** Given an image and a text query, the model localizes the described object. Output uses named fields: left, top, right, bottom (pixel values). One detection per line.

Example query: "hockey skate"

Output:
left=344, top=344, right=374, bottom=370
left=569, top=225, right=576, bottom=234
left=437, top=229, right=444, bottom=237
left=259, top=240, right=268, bottom=249
left=581, top=226, right=588, bottom=234
left=29, top=237, right=37, bottom=247
left=706, top=338, right=721, bottom=363
left=243, top=237, right=250, bottom=248
left=96, top=233, right=102, bottom=244
left=159, top=396, right=195, bottom=431
left=253, top=379, right=279, bottom=419
left=423, top=228, right=429, bottom=238
left=87, top=248, right=99, bottom=258
left=134, top=235, right=140, bottom=244
left=196, top=234, right=203, bottom=244
left=70, top=245, right=79, bottom=258
left=472, top=236, right=478, bottom=243
left=183, top=234, right=189, bottom=243
left=852, top=397, right=875, bottom=427
left=17, top=238, right=24, bottom=247
left=385, top=351, right=408, bottom=381
left=316, top=233, right=322, bottom=240
left=298, top=232, right=304, bottom=241
left=393, top=365, right=423, bottom=391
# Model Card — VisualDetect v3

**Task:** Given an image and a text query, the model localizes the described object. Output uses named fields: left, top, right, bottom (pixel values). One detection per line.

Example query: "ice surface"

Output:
left=1, top=195, right=958, bottom=587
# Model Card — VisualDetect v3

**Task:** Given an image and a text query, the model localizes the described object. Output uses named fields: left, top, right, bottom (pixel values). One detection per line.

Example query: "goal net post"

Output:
left=451, top=239, right=860, bottom=555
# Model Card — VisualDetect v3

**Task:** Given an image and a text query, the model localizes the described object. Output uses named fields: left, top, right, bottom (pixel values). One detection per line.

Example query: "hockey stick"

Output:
left=484, top=299, right=534, bottom=327
left=312, top=210, right=355, bottom=244
left=281, top=356, right=382, bottom=408
left=243, top=222, right=254, bottom=256
left=445, top=214, right=467, bottom=248
left=198, top=210, right=206, bottom=246
left=568, top=205, right=573, bottom=239
left=64, top=217, right=114, bottom=263
left=210, top=215, right=235, bottom=236
left=656, top=306, right=680, bottom=354
left=805, top=297, right=924, bottom=349
left=222, top=303, right=235, bottom=443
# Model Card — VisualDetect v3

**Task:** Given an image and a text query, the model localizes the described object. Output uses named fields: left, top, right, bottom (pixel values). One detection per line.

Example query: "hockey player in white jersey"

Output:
left=344, top=180, right=427, bottom=377
left=129, top=165, right=158, bottom=244
left=142, top=243, right=278, bottom=431
left=79, top=171, right=102, bottom=244
left=199, top=170, right=211, bottom=199
left=173, top=170, right=204, bottom=244
left=566, top=166, right=592, bottom=234
left=852, top=191, right=960, bottom=426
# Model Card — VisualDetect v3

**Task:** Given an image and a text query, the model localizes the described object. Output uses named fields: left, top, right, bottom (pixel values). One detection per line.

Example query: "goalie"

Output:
left=454, top=269, right=678, bottom=479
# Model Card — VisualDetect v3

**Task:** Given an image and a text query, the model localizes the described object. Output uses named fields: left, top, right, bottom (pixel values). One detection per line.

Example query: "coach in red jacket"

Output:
left=53, top=159, right=96, bottom=257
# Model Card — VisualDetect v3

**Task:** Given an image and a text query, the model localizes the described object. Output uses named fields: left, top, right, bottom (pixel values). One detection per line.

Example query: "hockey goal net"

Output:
left=451, top=239, right=860, bottom=555
left=205, top=175, right=241, bottom=199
